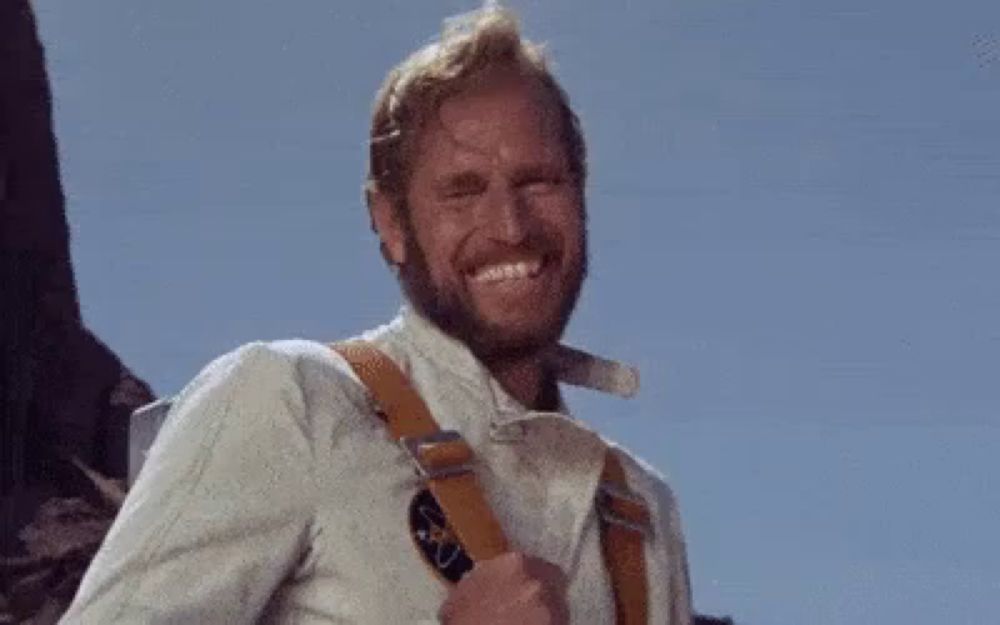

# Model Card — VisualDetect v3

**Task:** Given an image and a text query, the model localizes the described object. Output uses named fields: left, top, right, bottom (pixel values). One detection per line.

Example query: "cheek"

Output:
left=410, top=219, right=468, bottom=283
left=544, top=202, right=586, bottom=250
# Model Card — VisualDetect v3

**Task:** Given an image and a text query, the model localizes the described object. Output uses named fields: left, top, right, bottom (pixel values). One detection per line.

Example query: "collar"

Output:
left=388, top=306, right=621, bottom=570
left=392, top=305, right=640, bottom=410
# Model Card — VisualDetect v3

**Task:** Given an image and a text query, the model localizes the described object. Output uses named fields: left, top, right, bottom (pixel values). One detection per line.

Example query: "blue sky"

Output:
left=34, top=0, right=999, bottom=622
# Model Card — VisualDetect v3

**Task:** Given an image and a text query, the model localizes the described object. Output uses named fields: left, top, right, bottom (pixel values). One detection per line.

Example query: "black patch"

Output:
left=408, top=488, right=473, bottom=583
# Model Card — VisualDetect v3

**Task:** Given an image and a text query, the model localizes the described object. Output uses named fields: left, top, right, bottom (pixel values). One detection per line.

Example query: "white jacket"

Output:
left=61, top=307, right=692, bottom=624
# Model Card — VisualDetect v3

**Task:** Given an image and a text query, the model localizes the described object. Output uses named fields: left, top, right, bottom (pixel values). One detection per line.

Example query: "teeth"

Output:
left=471, top=259, right=542, bottom=283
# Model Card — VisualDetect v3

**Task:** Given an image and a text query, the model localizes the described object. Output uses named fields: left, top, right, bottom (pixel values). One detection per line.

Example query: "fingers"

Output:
left=439, top=552, right=569, bottom=625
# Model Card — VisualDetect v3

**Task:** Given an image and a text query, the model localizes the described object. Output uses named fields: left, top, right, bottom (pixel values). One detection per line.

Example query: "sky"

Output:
left=33, top=0, right=1000, bottom=622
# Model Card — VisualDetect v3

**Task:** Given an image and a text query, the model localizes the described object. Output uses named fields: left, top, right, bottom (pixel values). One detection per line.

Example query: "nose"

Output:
left=483, top=183, right=529, bottom=244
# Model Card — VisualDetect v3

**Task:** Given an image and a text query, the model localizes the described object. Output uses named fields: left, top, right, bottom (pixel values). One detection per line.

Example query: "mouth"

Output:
left=466, top=254, right=547, bottom=284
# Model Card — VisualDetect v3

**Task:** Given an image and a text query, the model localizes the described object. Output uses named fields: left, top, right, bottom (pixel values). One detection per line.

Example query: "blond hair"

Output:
left=365, top=4, right=586, bottom=207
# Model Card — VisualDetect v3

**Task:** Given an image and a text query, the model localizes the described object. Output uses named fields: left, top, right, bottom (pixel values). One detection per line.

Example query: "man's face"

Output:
left=381, top=72, right=587, bottom=362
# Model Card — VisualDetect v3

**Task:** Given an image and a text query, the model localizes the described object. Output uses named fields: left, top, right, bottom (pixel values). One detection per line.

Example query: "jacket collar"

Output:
left=376, top=306, right=624, bottom=570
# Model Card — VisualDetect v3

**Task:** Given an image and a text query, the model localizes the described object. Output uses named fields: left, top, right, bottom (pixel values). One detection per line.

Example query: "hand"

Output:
left=438, top=552, right=569, bottom=625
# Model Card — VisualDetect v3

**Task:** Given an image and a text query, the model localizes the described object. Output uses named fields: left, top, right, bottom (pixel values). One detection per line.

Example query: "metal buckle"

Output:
left=400, top=430, right=473, bottom=480
left=596, top=481, right=652, bottom=537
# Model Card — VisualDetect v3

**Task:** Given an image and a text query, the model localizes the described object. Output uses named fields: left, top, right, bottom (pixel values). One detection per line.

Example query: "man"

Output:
left=61, top=5, right=692, bottom=624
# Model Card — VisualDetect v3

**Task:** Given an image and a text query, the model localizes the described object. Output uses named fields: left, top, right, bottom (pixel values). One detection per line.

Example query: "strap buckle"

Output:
left=596, top=481, right=653, bottom=538
left=400, top=430, right=474, bottom=480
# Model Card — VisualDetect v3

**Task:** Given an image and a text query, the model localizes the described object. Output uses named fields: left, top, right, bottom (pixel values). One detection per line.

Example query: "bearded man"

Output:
left=61, top=6, right=692, bottom=624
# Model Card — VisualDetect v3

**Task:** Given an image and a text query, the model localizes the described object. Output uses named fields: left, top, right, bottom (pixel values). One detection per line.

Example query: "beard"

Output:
left=396, top=219, right=588, bottom=364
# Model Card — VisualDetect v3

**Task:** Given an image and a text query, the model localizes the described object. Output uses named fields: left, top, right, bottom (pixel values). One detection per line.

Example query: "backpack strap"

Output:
left=332, top=341, right=508, bottom=561
left=331, top=341, right=650, bottom=624
left=598, top=452, right=652, bottom=625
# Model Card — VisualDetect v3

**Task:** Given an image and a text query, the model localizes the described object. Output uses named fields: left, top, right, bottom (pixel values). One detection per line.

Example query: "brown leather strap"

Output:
left=332, top=341, right=508, bottom=561
left=599, top=451, right=651, bottom=625
left=332, top=341, right=650, bottom=622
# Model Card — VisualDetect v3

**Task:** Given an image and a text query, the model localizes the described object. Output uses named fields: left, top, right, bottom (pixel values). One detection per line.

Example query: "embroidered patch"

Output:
left=408, top=488, right=473, bottom=583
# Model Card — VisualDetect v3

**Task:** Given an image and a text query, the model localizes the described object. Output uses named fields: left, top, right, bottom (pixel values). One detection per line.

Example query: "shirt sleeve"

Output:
left=60, top=342, right=319, bottom=624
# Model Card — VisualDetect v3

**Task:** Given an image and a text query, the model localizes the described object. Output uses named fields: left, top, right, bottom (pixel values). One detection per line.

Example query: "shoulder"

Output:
left=602, top=438, right=684, bottom=529
left=174, top=338, right=367, bottom=407
left=211, top=338, right=356, bottom=381
left=602, top=438, right=692, bottom=614
left=153, top=339, right=378, bottom=455
left=147, top=334, right=403, bottom=443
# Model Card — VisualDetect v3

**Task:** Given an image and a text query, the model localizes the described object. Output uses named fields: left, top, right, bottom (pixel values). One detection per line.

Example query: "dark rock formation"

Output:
left=1, top=0, right=154, bottom=618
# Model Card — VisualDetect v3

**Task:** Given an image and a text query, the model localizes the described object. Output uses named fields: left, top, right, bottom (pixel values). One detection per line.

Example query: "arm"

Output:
left=60, top=343, right=319, bottom=623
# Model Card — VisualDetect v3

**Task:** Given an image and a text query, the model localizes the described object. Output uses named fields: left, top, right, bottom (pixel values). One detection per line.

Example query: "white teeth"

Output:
left=471, top=259, right=543, bottom=283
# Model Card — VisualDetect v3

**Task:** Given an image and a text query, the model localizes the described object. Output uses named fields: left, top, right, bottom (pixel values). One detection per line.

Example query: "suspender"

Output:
left=333, top=341, right=507, bottom=561
left=332, top=342, right=650, bottom=624
left=598, top=453, right=651, bottom=623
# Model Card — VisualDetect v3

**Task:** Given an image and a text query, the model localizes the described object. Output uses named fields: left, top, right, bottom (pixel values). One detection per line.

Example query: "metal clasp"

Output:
left=400, top=430, right=474, bottom=480
left=596, top=481, right=653, bottom=538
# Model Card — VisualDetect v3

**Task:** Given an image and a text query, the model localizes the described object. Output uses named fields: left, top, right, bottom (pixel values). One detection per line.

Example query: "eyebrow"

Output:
left=510, top=163, right=566, bottom=183
left=433, top=162, right=568, bottom=192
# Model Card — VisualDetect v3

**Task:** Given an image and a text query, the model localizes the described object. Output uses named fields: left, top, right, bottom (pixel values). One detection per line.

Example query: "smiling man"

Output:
left=372, top=63, right=589, bottom=412
left=62, top=6, right=692, bottom=624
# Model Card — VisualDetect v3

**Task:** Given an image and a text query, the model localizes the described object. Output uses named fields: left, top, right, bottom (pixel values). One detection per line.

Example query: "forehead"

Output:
left=412, top=74, right=567, bottom=176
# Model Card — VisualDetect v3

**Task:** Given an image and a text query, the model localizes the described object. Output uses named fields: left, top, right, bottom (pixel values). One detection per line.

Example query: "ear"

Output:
left=369, top=190, right=407, bottom=265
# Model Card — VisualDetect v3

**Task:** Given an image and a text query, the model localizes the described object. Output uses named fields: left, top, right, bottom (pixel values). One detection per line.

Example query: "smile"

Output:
left=468, top=257, right=544, bottom=283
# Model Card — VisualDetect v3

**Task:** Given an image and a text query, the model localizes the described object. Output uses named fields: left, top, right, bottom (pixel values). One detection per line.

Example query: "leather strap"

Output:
left=332, top=341, right=508, bottom=561
left=598, top=452, right=651, bottom=625
left=331, top=341, right=650, bottom=622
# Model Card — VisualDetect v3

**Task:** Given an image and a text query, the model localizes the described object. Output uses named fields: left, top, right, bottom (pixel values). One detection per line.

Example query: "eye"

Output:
left=439, top=177, right=487, bottom=201
left=443, top=187, right=482, bottom=200
left=519, top=175, right=564, bottom=195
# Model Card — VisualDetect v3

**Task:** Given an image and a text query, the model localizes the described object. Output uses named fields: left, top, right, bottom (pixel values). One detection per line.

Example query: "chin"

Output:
left=399, top=259, right=582, bottom=361
left=466, top=315, right=565, bottom=361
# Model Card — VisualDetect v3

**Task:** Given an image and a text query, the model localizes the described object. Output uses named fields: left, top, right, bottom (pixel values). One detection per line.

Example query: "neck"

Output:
left=486, top=351, right=559, bottom=411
